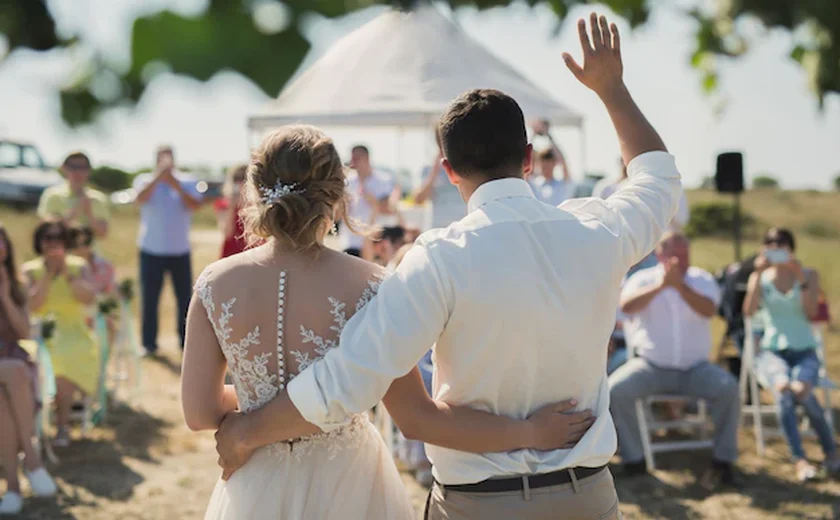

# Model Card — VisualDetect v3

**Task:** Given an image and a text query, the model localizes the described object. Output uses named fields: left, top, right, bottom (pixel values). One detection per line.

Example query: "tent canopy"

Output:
left=249, top=6, right=583, bottom=131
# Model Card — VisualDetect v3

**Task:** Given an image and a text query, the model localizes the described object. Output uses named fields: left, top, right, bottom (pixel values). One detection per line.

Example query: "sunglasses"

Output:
left=43, top=233, right=66, bottom=242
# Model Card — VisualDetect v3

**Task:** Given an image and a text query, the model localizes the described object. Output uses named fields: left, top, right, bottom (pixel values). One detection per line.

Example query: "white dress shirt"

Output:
left=288, top=151, right=682, bottom=484
left=594, top=178, right=688, bottom=231
left=339, top=170, right=394, bottom=250
left=621, top=264, right=722, bottom=370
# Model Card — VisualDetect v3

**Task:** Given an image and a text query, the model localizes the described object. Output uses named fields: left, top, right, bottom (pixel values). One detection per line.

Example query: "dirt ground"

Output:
left=4, top=339, right=839, bottom=519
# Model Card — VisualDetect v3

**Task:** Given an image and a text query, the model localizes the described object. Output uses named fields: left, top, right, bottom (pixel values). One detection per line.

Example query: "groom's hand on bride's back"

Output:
left=526, top=400, right=596, bottom=451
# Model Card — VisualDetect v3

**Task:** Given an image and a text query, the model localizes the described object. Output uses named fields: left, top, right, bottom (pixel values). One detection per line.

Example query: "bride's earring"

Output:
left=329, top=222, right=338, bottom=235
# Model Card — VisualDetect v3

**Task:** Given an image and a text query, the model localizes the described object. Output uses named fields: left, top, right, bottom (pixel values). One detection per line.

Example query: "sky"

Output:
left=0, top=0, right=838, bottom=189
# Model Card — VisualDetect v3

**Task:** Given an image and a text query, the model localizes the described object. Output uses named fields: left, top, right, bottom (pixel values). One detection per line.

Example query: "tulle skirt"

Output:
left=204, top=415, right=415, bottom=520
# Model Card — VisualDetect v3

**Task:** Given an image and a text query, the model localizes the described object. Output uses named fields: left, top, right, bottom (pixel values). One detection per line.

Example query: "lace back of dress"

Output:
left=195, top=264, right=383, bottom=416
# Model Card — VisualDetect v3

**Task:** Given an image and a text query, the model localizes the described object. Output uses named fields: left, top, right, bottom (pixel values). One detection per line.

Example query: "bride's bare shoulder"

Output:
left=321, top=249, right=387, bottom=282
left=195, top=251, right=262, bottom=287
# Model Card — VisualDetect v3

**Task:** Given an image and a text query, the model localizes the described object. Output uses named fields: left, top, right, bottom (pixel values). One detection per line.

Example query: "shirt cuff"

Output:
left=286, top=365, right=347, bottom=433
left=626, top=151, right=679, bottom=180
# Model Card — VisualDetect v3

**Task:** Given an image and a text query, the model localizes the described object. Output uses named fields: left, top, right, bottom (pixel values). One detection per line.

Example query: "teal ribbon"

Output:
left=93, top=313, right=110, bottom=425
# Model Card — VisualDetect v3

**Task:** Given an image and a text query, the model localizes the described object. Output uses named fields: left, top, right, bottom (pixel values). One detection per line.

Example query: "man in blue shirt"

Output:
left=133, top=146, right=202, bottom=354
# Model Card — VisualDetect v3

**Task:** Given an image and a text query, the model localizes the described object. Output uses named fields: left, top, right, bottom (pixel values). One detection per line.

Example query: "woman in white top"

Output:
left=181, top=125, right=596, bottom=520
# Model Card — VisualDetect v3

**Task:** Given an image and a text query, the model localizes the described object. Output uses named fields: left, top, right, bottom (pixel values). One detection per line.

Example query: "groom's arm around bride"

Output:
left=216, top=13, right=681, bottom=507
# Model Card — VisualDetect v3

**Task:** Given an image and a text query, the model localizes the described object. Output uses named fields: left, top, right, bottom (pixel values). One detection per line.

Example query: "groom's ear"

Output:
left=441, top=157, right=461, bottom=186
left=522, top=143, right=534, bottom=177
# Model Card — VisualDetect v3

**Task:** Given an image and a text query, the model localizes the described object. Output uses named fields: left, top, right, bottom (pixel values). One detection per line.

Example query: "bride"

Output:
left=181, top=125, right=595, bottom=519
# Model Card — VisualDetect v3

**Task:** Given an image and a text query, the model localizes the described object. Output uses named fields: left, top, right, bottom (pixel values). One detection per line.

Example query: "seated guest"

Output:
left=22, top=220, right=97, bottom=448
left=0, top=224, right=57, bottom=515
left=743, top=227, right=840, bottom=481
left=70, top=226, right=115, bottom=297
left=609, top=232, right=739, bottom=487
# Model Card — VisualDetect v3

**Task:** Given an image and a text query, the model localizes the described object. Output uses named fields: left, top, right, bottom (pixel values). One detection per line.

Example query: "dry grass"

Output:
left=0, top=190, right=839, bottom=519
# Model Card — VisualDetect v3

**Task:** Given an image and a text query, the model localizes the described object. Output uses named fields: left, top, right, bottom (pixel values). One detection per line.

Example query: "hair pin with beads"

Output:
left=259, top=180, right=305, bottom=206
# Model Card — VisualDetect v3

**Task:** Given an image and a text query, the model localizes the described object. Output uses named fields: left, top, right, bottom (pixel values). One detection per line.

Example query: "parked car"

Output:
left=0, top=140, right=63, bottom=207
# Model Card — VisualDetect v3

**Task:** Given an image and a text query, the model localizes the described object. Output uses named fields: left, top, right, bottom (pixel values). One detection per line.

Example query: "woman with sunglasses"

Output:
left=743, top=227, right=839, bottom=481
left=214, top=165, right=249, bottom=258
left=22, top=220, right=97, bottom=448
left=0, top=224, right=58, bottom=514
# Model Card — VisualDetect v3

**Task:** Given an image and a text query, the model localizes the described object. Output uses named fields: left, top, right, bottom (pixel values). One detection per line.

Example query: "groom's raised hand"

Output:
left=562, top=13, right=624, bottom=101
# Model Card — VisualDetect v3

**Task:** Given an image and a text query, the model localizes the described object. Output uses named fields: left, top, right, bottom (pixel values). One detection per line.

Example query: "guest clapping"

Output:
left=0, top=224, right=57, bottom=515
left=610, top=232, right=739, bottom=488
left=22, top=220, right=98, bottom=447
left=37, top=151, right=109, bottom=238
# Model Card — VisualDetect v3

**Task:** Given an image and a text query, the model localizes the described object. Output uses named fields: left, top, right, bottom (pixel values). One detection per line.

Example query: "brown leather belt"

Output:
left=436, top=465, right=607, bottom=493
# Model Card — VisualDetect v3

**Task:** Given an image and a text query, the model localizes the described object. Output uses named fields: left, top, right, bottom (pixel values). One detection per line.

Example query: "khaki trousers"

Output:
left=425, top=467, right=620, bottom=520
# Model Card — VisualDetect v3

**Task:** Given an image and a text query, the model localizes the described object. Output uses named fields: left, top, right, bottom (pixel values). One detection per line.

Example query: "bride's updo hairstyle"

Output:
left=241, top=125, right=354, bottom=253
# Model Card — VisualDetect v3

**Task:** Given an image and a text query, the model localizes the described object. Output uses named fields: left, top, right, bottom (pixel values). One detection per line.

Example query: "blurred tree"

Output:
left=752, top=175, right=780, bottom=189
left=1, top=0, right=837, bottom=127
left=834, top=173, right=840, bottom=191
left=88, top=165, right=135, bottom=193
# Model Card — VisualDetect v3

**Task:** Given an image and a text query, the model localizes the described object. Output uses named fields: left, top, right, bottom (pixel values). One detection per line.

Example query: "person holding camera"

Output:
left=743, top=227, right=840, bottom=481
left=133, top=146, right=202, bottom=355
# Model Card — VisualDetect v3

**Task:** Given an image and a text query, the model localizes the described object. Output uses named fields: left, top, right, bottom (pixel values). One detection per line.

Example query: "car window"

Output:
left=21, top=145, right=45, bottom=168
left=0, top=142, right=21, bottom=168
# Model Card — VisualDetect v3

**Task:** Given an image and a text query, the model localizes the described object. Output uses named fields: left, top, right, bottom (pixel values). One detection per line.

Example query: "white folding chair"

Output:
left=633, top=348, right=714, bottom=470
left=739, top=316, right=836, bottom=456
left=636, top=396, right=714, bottom=470
left=109, top=297, right=143, bottom=401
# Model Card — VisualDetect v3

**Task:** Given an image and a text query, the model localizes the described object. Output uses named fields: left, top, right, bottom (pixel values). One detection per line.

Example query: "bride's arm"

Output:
left=383, top=367, right=595, bottom=453
left=182, top=296, right=239, bottom=431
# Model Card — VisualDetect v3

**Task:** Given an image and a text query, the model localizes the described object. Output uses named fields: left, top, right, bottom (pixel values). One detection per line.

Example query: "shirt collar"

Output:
left=467, top=177, right=535, bottom=214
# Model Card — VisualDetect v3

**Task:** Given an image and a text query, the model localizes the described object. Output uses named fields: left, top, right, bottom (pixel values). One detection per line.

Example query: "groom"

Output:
left=216, top=13, right=681, bottom=519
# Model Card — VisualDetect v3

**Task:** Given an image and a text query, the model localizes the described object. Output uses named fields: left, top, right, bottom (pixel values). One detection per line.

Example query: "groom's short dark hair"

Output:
left=437, top=89, right=527, bottom=180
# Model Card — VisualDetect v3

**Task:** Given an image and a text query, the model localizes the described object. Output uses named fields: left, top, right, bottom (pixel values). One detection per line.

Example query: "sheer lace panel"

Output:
left=195, top=261, right=385, bottom=459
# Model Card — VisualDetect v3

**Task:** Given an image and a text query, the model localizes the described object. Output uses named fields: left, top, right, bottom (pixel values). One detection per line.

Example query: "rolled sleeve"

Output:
left=287, top=243, right=452, bottom=430
left=608, top=151, right=682, bottom=268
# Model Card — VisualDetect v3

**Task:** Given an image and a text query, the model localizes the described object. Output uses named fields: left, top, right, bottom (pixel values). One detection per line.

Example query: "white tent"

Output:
left=248, top=6, right=583, bottom=131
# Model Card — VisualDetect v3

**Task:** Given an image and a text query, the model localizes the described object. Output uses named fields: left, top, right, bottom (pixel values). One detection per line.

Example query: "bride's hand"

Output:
left=216, top=411, right=255, bottom=480
left=525, top=400, right=595, bottom=451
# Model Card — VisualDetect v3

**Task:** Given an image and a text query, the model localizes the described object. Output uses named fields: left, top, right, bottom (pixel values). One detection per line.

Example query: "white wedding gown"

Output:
left=196, top=248, right=415, bottom=520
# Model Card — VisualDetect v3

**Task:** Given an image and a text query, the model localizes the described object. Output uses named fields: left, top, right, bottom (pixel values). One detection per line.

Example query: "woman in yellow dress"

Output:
left=22, top=219, right=97, bottom=447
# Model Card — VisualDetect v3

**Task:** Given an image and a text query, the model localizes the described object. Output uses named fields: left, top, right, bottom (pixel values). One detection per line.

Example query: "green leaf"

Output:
left=691, top=49, right=705, bottom=68
left=790, top=45, right=806, bottom=63
left=702, top=72, right=718, bottom=93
